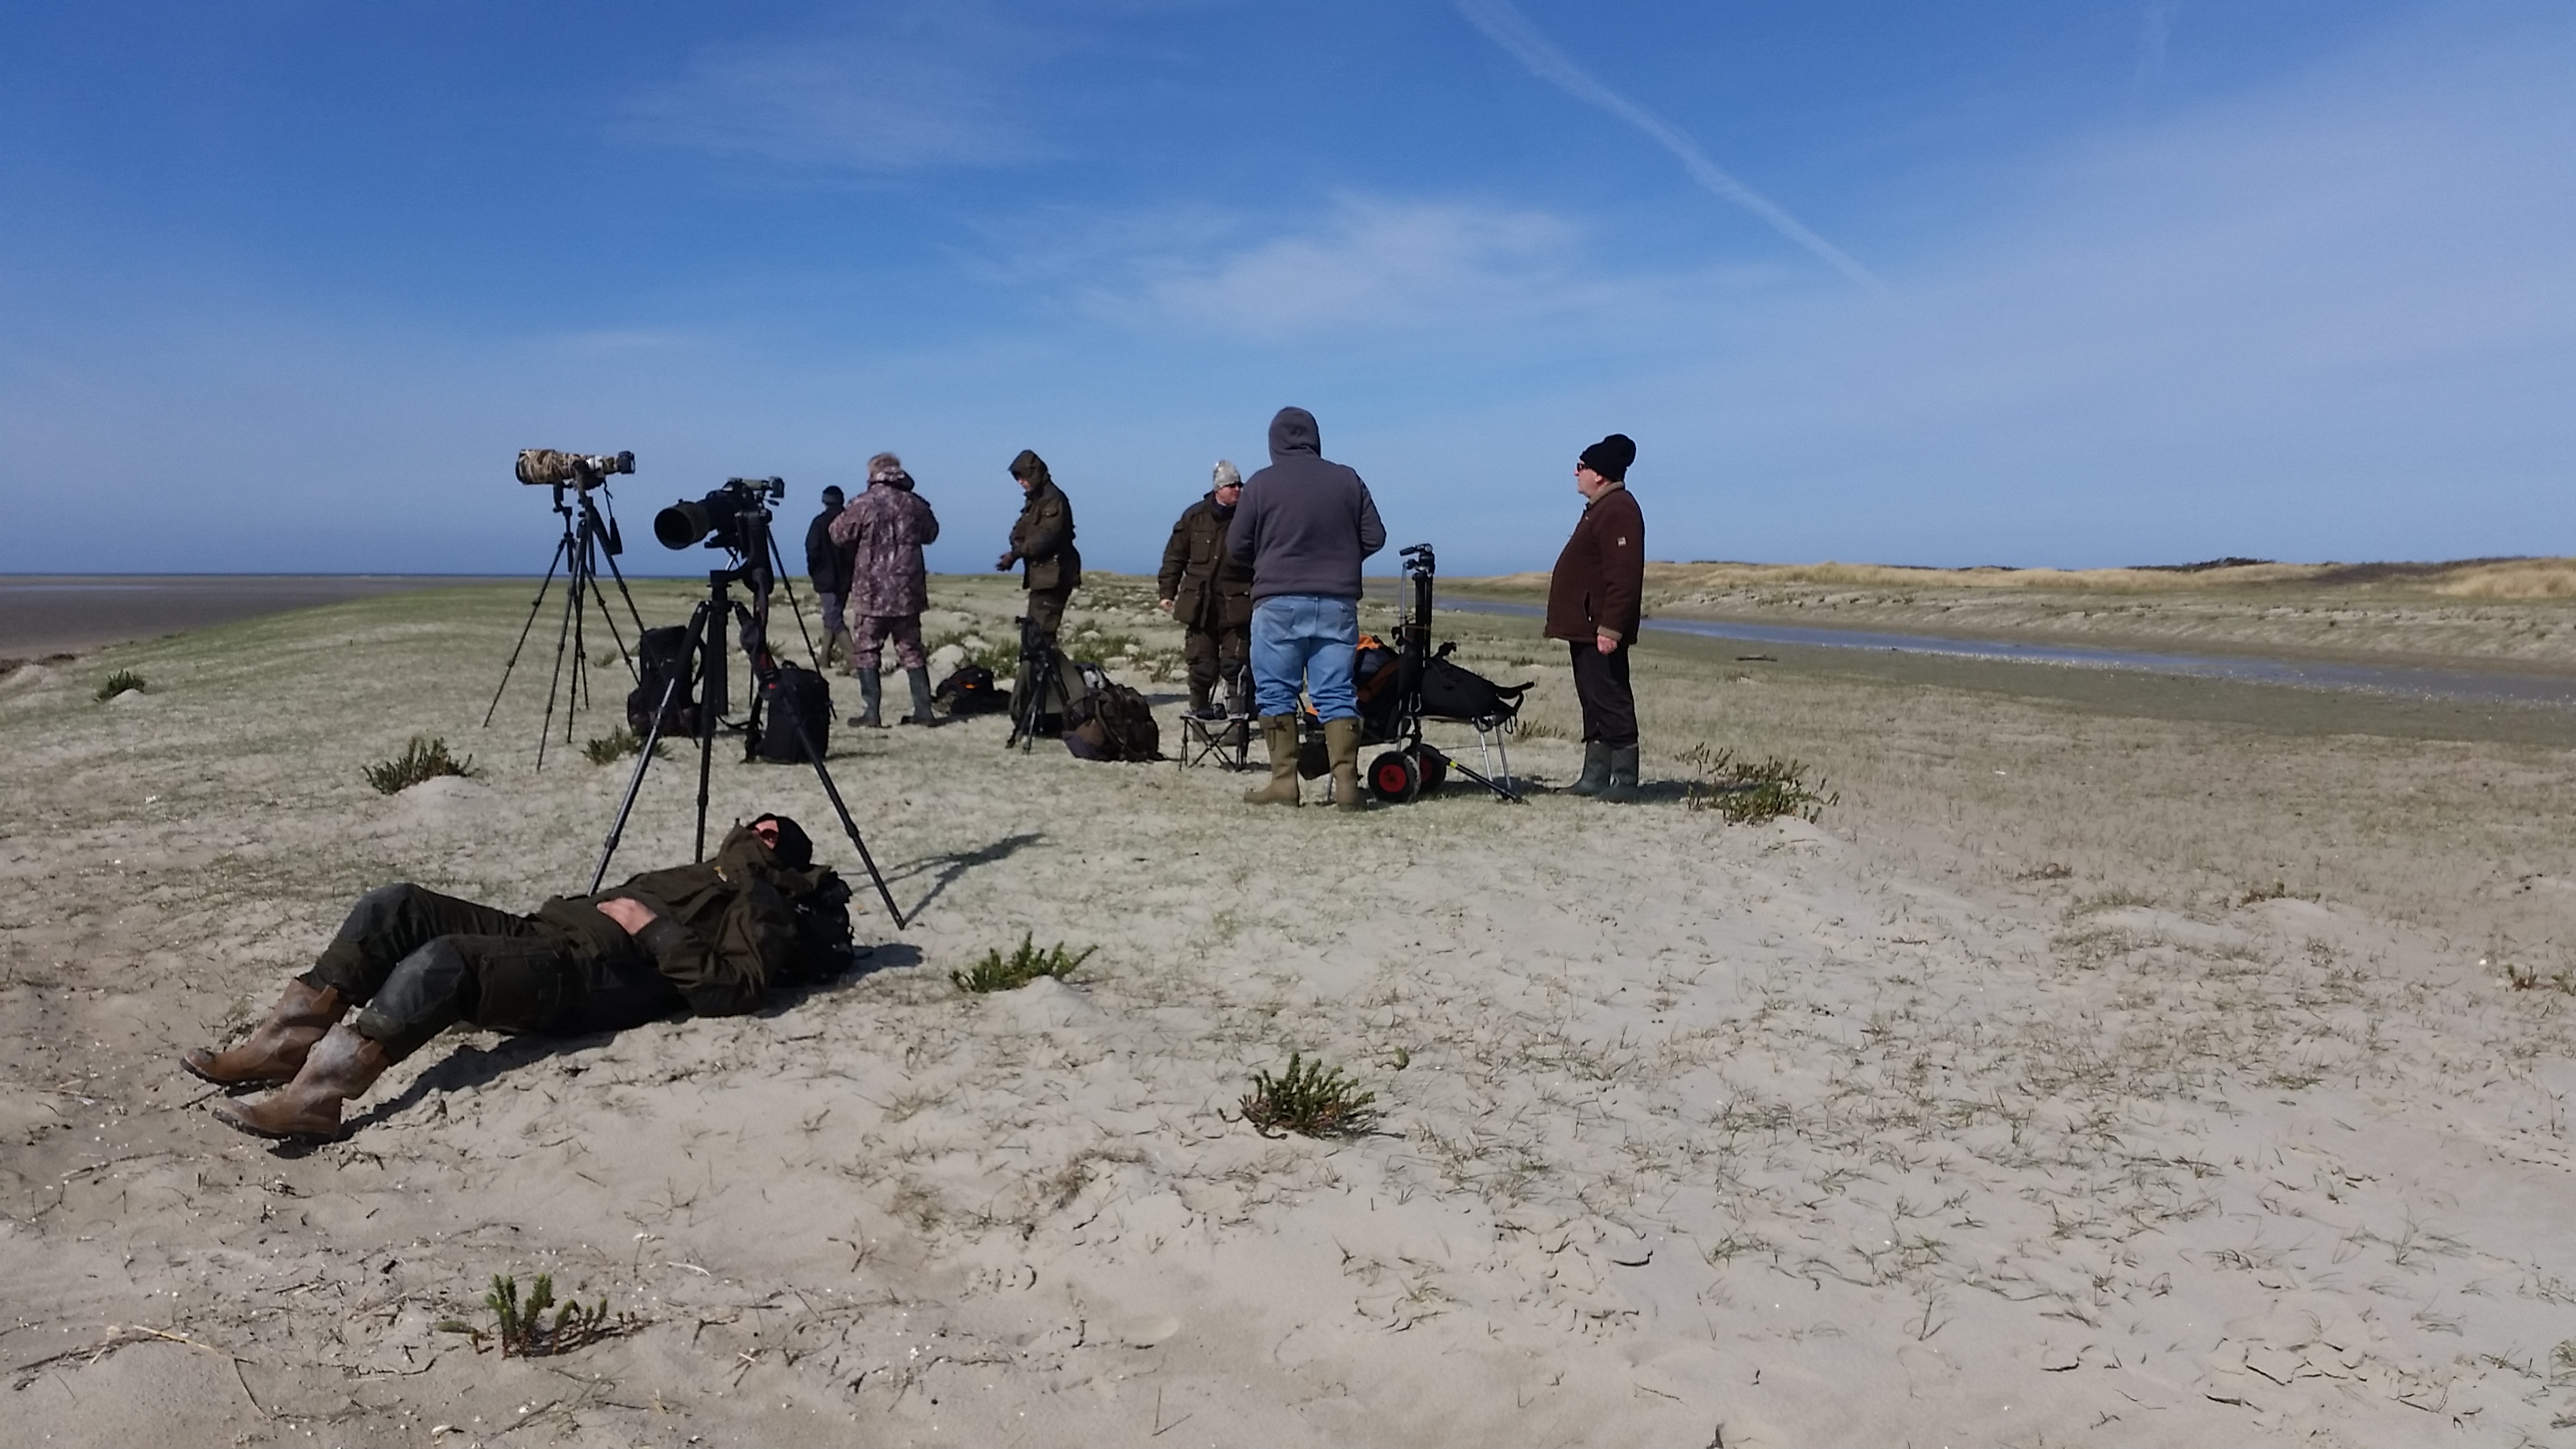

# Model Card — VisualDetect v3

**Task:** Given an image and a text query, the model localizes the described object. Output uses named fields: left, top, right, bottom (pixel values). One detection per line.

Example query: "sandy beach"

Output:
left=5, top=572, right=2574, bottom=1447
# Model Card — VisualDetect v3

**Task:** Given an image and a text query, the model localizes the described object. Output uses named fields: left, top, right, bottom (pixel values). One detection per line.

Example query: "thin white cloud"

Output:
left=1452, top=0, right=1881, bottom=290
left=1047, top=196, right=1661, bottom=342
left=626, top=6, right=1046, bottom=172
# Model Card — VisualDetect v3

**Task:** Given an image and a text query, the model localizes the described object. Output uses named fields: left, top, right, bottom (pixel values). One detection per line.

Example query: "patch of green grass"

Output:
left=433, top=1273, right=615, bottom=1357
left=1239, top=1051, right=1380, bottom=1139
left=927, top=629, right=1020, bottom=677
left=361, top=736, right=478, bottom=795
left=581, top=725, right=667, bottom=766
left=1677, top=743, right=1838, bottom=824
left=952, top=933, right=1096, bottom=993
left=94, top=668, right=146, bottom=702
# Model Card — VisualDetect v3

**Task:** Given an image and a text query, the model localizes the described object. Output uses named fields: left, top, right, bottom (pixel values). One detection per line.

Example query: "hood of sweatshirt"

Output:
left=1267, top=407, right=1320, bottom=466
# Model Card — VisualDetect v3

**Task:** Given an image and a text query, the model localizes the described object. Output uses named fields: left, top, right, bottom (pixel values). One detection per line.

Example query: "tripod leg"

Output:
left=764, top=530, right=824, bottom=672
left=597, top=506, right=651, bottom=662
left=535, top=560, right=582, bottom=771
left=786, top=717, right=907, bottom=930
left=588, top=674, right=678, bottom=893
left=484, top=534, right=569, bottom=727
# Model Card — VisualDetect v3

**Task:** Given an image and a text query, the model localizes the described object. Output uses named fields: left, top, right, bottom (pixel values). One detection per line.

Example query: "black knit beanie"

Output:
left=751, top=813, right=813, bottom=870
left=1578, top=434, right=1636, bottom=483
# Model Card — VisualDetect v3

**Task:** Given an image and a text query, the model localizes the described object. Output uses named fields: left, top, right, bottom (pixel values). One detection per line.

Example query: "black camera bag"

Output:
left=1418, top=643, right=1530, bottom=728
left=934, top=663, right=1010, bottom=716
left=756, top=661, right=833, bottom=763
left=1062, top=662, right=1161, bottom=762
left=627, top=626, right=700, bottom=736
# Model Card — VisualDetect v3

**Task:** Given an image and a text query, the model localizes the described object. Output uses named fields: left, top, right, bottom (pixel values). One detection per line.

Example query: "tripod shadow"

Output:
left=886, top=831, right=1043, bottom=923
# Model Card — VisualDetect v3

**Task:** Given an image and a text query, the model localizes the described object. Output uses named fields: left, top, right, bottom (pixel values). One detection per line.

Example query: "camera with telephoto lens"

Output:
left=655, top=476, right=787, bottom=554
left=516, top=449, right=635, bottom=486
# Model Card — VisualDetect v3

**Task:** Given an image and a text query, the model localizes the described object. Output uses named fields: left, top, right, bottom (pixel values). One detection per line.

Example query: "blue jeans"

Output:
left=1251, top=595, right=1359, bottom=721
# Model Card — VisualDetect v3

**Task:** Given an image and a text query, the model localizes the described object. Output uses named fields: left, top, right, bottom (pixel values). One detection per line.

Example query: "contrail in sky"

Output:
left=1453, top=0, right=1883, bottom=290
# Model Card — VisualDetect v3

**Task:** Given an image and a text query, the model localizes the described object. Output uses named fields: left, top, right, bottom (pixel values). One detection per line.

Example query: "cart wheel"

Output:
left=1410, top=745, right=1449, bottom=792
left=1368, top=750, right=1423, bottom=803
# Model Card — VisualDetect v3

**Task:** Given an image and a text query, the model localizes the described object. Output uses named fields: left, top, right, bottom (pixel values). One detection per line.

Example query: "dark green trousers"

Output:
left=300, top=884, right=676, bottom=1060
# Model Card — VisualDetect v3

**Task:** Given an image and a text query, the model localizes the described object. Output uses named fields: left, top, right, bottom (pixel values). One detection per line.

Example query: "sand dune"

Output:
left=4, top=575, right=2573, bottom=1446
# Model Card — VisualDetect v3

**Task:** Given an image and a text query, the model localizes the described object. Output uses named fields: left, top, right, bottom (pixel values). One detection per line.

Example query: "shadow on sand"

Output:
left=884, top=830, right=1043, bottom=923
left=298, top=942, right=925, bottom=1151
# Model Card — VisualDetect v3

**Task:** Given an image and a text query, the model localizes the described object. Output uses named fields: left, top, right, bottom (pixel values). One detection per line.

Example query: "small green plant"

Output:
left=94, top=669, right=146, bottom=702
left=582, top=726, right=666, bottom=766
left=437, top=1273, right=613, bottom=1357
left=362, top=736, right=479, bottom=794
left=1677, top=744, right=1837, bottom=824
left=951, top=933, right=1096, bottom=993
left=1238, top=1052, right=1380, bottom=1139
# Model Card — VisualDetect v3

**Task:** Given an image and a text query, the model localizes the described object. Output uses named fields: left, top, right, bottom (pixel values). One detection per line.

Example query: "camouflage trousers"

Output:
left=852, top=612, right=925, bottom=673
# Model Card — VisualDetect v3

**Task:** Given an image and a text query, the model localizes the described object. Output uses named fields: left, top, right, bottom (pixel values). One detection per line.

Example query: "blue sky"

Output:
left=2, top=1, right=2567, bottom=575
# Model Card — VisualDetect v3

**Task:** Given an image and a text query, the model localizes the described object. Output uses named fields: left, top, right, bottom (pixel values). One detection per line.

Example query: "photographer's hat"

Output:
left=751, top=812, right=813, bottom=870
left=1212, top=459, right=1242, bottom=490
left=1578, top=433, right=1636, bottom=483
left=820, top=485, right=844, bottom=506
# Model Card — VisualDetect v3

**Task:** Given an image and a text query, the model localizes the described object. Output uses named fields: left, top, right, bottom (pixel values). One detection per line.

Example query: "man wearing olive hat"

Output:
left=1544, top=433, right=1646, bottom=801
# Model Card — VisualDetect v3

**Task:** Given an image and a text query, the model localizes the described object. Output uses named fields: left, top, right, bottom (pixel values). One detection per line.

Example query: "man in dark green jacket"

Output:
left=997, top=449, right=1080, bottom=648
left=1157, top=460, right=1255, bottom=717
left=183, top=815, right=844, bottom=1141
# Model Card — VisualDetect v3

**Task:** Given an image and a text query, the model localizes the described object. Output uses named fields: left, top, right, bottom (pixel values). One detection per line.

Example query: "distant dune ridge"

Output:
left=1479, top=555, right=2576, bottom=599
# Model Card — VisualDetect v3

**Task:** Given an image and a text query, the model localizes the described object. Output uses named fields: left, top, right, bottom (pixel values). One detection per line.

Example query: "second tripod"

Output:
left=486, top=459, right=649, bottom=769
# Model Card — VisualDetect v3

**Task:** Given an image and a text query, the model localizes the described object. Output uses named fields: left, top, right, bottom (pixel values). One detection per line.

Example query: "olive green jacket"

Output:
left=1009, top=480, right=1081, bottom=594
left=1158, top=493, right=1253, bottom=634
left=534, top=826, right=824, bottom=1017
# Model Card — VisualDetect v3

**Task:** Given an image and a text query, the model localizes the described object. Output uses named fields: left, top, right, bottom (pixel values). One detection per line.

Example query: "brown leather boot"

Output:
left=208, top=1024, right=394, bottom=1141
left=1324, top=717, right=1368, bottom=812
left=1241, top=714, right=1301, bottom=806
left=182, top=979, right=348, bottom=1086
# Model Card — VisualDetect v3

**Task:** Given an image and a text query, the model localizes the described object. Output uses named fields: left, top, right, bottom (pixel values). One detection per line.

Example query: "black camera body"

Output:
left=518, top=449, right=635, bottom=487
left=655, top=476, right=787, bottom=554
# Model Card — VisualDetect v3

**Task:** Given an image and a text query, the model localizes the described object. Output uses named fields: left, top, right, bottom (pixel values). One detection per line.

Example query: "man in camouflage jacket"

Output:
left=829, top=452, right=943, bottom=727
left=1158, top=459, right=1255, bottom=717
left=183, top=815, right=845, bottom=1141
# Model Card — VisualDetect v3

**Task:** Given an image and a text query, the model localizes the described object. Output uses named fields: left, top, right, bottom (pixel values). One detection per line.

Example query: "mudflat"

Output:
left=4, top=573, right=2574, bottom=1447
left=0, top=576, right=520, bottom=659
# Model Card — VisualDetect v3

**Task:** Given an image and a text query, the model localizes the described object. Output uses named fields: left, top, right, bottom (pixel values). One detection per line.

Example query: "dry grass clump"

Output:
left=1676, top=743, right=1838, bottom=823
left=92, top=669, right=146, bottom=702
left=361, top=735, right=478, bottom=794
left=1239, top=1052, right=1380, bottom=1138
left=952, top=934, right=1096, bottom=993
left=581, top=725, right=666, bottom=765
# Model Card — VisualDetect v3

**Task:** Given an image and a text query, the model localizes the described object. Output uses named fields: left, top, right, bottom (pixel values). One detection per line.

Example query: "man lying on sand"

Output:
left=183, top=814, right=848, bottom=1142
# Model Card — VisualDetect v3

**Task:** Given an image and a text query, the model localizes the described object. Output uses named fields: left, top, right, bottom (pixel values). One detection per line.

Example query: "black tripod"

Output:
left=485, top=477, right=650, bottom=769
left=587, top=559, right=905, bottom=927
left=1005, top=614, right=1075, bottom=753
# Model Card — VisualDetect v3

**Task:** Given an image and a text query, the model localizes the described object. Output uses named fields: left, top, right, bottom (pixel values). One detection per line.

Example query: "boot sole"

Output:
left=208, top=1102, right=342, bottom=1142
left=180, top=1054, right=294, bottom=1089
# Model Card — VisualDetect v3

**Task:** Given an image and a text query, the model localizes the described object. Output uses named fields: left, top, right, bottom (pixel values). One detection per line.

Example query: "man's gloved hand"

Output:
left=994, top=551, right=1017, bottom=572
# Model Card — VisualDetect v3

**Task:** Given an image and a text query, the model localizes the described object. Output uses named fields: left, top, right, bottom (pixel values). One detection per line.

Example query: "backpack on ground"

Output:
left=934, top=662, right=1010, bottom=716
left=627, top=625, right=701, bottom=736
left=1062, top=662, right=1162, bottom=762
left=755, top=661, right=833, bottom=763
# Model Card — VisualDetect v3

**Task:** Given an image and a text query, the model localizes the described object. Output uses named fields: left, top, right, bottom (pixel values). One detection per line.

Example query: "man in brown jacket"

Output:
left=1544, top=433, right=1646, bottom=801
left=182, top=815, right=843, bottom=1140
left=1157, top=460, right=1255, bottom=717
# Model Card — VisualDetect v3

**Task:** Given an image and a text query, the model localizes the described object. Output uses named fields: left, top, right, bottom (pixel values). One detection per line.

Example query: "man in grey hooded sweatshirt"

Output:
left=1226, top=406, right=1387, bottom=809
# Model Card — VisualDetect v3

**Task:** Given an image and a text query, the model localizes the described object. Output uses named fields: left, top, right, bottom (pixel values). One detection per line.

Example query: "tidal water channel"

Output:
left=1440, top=597, right=2576, bottom=711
